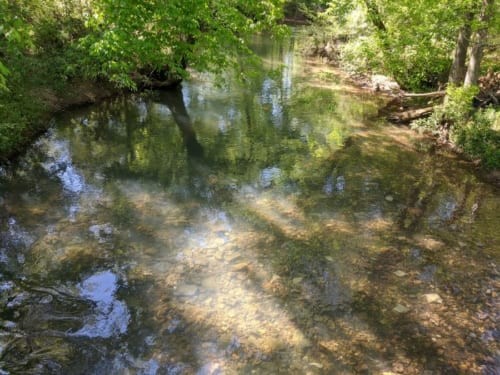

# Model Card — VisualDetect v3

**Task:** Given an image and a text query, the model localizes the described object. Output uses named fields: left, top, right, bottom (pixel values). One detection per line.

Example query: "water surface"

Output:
left=0, top=32, right=499, bottom=374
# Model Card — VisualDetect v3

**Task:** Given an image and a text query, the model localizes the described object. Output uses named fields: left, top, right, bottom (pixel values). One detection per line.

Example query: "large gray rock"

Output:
left=371, top=74, right=400, bottom=92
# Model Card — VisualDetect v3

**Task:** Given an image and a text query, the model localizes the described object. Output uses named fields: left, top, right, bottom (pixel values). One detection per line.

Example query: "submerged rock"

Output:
left=196, top=362, right=222, bottom=375
left=174, top=284, right=198, bottom=297
left=393, top=304, right=410, bottom=314
left=419, top=265, right=437, bottom=283
left=423, top=293, right=443, bottom=304
left=308, top=362, right=324, bottom=369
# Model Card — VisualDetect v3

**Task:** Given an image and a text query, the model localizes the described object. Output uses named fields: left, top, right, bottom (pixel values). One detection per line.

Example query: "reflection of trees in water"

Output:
left=161, top=85, right=204, bottom=158
left=2, top=31, right=498, bottom=374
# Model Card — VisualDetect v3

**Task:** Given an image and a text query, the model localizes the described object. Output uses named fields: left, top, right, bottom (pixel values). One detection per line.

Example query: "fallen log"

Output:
left=402, top=90, right=446, bottom=98
left=388, top=106, right=434, bottom=123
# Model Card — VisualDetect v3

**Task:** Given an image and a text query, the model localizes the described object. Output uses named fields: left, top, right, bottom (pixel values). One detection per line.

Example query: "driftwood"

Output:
left=388, top=106, right=434, bottom=123
left=402, top=90, right=446, bottom=98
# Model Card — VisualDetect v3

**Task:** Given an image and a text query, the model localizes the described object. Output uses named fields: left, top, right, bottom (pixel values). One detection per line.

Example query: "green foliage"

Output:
left=0, top=91, right=44, bottom=159
left=0, top=0, right=84, bottom=158
left=454, top=108, right=500, bottom=169
left=412, top=85, right=478, bottom=133
left=308, top=0, right=496, bottom=90
left=413, top=86, right=499, bottom=169
left=0, top=0, right=286, bottom=160
left=306, top=0, right=498, bottom=168
left=0, top=61, right=9, bottom=90
left=80, top=0, right=286, bottom=89
left=444, top=85, right=479, bottom=123
left=283, top=0, right=329, bottom=20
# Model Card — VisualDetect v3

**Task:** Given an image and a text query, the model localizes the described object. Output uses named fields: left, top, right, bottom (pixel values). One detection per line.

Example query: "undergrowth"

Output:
left=412, top=85, right=499, bottom=169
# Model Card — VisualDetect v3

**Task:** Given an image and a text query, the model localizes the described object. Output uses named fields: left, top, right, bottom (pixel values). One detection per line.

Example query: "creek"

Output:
left=0, top=31, right=498, bottom=374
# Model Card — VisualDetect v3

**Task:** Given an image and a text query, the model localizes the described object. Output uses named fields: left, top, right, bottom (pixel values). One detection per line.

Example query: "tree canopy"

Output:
left=81, top=0, right=285, bottom=88
left=315, top=0, right=498, bottom=90
left=0, top=0, right=285, bottom=90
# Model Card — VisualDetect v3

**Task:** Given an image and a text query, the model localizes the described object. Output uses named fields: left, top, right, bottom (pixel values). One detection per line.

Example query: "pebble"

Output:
left=269, top=274, right=281, bottom=284
left=385, top=195, right=394, bottom=202
left=174, top=284, right=198, bottom=297
left=232, top=262, right=250, bottom=272
left=225, top=252, right=241, bottom=263
left=202, top=276, right=219, bottom=290
left=424, top=293, right=443, bottom=303
left=393, top=304, right=410, bottom=314
left=308, top=362, right=323, bottom=369
left=393, top=270, right=407, bottom=277
left=423, top=293, right=442, bottom=304
left=393, top=362, right=405, bottom=372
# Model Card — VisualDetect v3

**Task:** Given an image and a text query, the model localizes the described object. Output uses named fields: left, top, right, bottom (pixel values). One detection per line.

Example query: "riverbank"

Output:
left=0, top=73, right=184, bottom=164
left=297, top=23, right=500, bottom=173
left=0, top=79, right=118, bottom=163
left=2, top=65, right=498, bottom=187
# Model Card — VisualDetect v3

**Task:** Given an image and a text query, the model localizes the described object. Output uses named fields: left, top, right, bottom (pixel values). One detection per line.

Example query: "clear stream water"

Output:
left=0, top=32, right=499, bottom=374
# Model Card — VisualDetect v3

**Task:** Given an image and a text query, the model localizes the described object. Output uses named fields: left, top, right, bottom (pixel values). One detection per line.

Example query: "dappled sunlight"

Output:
left=323, top=218, right=357, bottom=235
left=110, top=182, right=327, bottom=372
left=235, top=189, right=309, bottom=240
left=1, top=27, right=498, bottom=375
left=361, top=216, right=394, bottom=232
left=412, top=234, right=445, bottom=252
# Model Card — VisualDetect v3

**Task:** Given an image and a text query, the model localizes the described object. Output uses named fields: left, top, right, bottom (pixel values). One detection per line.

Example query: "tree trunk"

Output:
left=403, top=90, right=446, bottom=98
left=388, top=107, right=434, bottom=123
left=464, top=0, right=494, bottom=86
left=464, top=30, right=486, bottom=86
left=363, top=0, right=387, bottom=32
left=448, top=17, right=472, bottom=86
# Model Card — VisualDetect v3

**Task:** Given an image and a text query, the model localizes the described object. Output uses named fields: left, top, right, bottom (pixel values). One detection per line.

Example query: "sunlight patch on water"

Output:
left=5, top=217, right=35, bottom=250
left=260, top=166, right=282, bottom=188
left=429, top=194, right=458, bottom=225
left=72, top=270, right=130, bottom=338
left=110, top=179, right=318, bottom=371
left=40, top=138, right=85, bottom=194
left=236, top=188, right=308, bottom=239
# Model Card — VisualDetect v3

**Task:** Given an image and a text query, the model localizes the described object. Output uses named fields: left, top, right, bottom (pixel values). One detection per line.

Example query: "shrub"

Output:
left=412, top=85, right=499, bottom=169
left=454, top=108, right=500, bottom=169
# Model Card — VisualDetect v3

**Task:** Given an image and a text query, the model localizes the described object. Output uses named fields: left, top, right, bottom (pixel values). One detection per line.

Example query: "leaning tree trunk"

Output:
left=448, top=17, right=472, bottom=86
left=464, top=0, right=494, bottom=86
